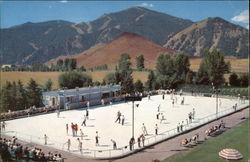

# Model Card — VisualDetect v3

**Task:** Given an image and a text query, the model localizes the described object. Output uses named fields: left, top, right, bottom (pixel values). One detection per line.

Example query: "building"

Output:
left=42, top=85, right=122, bottom=109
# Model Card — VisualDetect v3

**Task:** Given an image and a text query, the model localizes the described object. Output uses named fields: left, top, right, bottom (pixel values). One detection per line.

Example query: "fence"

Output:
left=1, top=98, right=249, bottom=159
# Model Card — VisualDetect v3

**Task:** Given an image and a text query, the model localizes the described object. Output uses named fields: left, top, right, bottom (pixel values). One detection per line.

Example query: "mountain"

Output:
left=47, top=32, right=175, bottom=68
left=0, top=6, right=193, bottom=65
left=164, top=17, right=249, bottom=58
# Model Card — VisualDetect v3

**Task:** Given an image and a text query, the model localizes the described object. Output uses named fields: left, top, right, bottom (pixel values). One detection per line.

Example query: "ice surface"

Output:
left=3, top=94, right=248, bottom=158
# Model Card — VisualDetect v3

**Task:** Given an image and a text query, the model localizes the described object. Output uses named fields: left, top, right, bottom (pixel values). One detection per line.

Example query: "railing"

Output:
left=2, top=100, right=249, bottom=159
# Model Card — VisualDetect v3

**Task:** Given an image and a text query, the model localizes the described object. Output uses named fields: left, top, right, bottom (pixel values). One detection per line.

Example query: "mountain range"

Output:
left=0, top=6, right=248, bottom=65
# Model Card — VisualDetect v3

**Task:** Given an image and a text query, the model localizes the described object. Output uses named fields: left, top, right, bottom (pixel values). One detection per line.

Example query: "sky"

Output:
left=1, top=1, right=249, bottom=29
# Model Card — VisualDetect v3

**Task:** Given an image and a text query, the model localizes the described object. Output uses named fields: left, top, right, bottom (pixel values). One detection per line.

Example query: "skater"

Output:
left=148, top=94, right=151, bottom=100
left=157, top=104, right=161, bottom=112
left=192, top=108, right=195, bottom=119
left=2, top=121, right=5, bottom=131
left=87, top=101, right=90, bottom=109
left=71, top=123, right=75, bottom=137
left=79, top=141, right=83, bottom=153
left=77, top=138, right=81, bottom=150
left=66, top=124, right=69, bottom=135
left=180, top=122, right=183, bottom=132
left=44, top=134, right=48, bottom=145
left=155, top=124, right=159, bottom=135
left=189, top=113, right=192, bottom=123
left=129, top=137, right=135, bottom=151
left=115, top=111, right=121, bottom=123
left=110, top=101, right=113, bottom=107
left=160, top=113, right=165, bottom=123
left=181, top=97, right=184, bottom=105
left=111, top=139, right=117, bottom=150
left=56, top=109, right=60, bottom=118
left=142, top=123, right=148, bottom=135
left=162, top=94, right=165, bottom=100
left=177, top=123, right=180, bottom=133
left=66, top=139, right=71, bottom=151
left=156, top=113, right=160, bottom=120
left=172, top=99, right=174, bottom=107
left=86, top=109, right=89, bottom=120
left=81, top=115, right=87, bottom=126
left=101, top=99, right=105, bottom=105
left=137, top=136, right=141, bottom=148
left=140, top=134, right=145, bottom=147
left=75, top=124, right=78, bottom=136
left=95, top=131, right=99, bottom=146
left=80, top=129, right=84, bottom=140
left=180, top=89, right=183, bottom=96
left=121, top=115, right=125, bottom=125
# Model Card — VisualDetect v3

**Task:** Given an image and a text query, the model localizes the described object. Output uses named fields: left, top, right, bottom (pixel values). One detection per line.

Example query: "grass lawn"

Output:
left=163, top=119, right=250, bottom=162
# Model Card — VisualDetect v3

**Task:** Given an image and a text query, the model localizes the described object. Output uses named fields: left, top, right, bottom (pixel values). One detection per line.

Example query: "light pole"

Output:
left=125, top=96, right=142, bottom=139
left=212, top=83, right=220, bottom=119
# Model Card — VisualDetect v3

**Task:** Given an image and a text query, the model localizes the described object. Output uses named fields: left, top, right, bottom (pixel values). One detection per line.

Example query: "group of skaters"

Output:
left=0, top=137, right=64, bottom=162
left=115, top=110, right=125, bottom=125
left=129, top=134, right=145, bottom=151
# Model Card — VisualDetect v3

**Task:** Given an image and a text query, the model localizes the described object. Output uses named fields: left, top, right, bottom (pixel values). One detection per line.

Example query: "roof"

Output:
left=43, top=85, right=121, bottom=97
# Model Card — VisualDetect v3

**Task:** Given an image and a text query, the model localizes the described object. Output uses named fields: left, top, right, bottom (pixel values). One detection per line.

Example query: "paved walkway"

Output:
left=2, top=108, right=249, bottom=162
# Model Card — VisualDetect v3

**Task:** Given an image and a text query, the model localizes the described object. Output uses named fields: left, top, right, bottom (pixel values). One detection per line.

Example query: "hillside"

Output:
left=0, top=6, right=193, bottom=65
left=164, top=17, right=249, bottom=58
left=48, top=32, right=175, bottom=68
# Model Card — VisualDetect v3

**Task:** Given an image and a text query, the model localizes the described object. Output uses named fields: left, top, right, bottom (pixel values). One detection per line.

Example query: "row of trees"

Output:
left=0, top=79, right=42, bottom=112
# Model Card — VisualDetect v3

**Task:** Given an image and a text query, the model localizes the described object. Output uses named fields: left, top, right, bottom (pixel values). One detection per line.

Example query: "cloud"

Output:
left=231, top=9, right=249, bottom=24
left=140, top=2, right=154, bottom=8
left=59, top=0, right=68, bottom=3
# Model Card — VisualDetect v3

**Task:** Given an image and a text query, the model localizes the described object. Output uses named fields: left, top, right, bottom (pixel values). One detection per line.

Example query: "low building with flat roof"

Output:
left=42, top=85, right=122, bottom=109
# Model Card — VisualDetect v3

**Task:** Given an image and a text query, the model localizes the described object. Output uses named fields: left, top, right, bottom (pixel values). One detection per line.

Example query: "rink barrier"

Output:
left=2, top=102, right=248, bottom=160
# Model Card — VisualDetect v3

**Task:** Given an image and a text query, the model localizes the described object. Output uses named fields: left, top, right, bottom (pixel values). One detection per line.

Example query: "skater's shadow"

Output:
left=84, top=138, right=91, bottom=141
left=86, top=125, right=95, bottom=127
left=171, top=148, right=188, bottom=151
left=99, top=144, right=110, bottom=147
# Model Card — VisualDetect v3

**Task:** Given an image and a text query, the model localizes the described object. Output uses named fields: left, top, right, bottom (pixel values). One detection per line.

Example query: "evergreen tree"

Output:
left=0, top=81, right=13, bottom=112
left=134, top=80, right=144, bottom=93
left=103, top=72, right=116, bottom=85
left=26, top=78, right=42, bottom=107
left=117, top=53, right=134, bottom=94
left=16, top=80, right=27, bottom=110
left=145, top=70, right=155, bottom=90
left=136, top=55, right=145, bottom=71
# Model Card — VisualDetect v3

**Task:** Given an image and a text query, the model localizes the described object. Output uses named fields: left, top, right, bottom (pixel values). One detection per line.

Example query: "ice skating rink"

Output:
left=3, top=94, right=248, bottom=158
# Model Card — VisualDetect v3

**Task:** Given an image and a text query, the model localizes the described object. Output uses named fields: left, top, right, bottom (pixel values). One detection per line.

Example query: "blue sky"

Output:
left=1, top=1, right=249, bottom=29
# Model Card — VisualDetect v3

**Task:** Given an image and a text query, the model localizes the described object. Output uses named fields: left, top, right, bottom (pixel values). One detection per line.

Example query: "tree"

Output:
left=172, top=52, right=190, bottom=79
left=58, top=72, right=92, bottom=89
left=239, top=73, right=249, bottom=87
left=156, top=53, right=174, bottom=89
left=103, top=72, right=116, bottom=85
left=198, top=49, right=230, bottom=87
left=0, top=81, right=13, bottom=112
left=117, top=53, right=134, bottom=94
left=136, top=55, right=145, bottom=71
left=26, top=78, right=42, bottom=107
left=134, top=80, right=144, bottom=93
left=145, top=70, right=155, bottom=90
left=45, top=79, right=53, bottom=91
left=16, top=80, right=27, bottom=110
left=229, top=73, right=239, bottom=86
